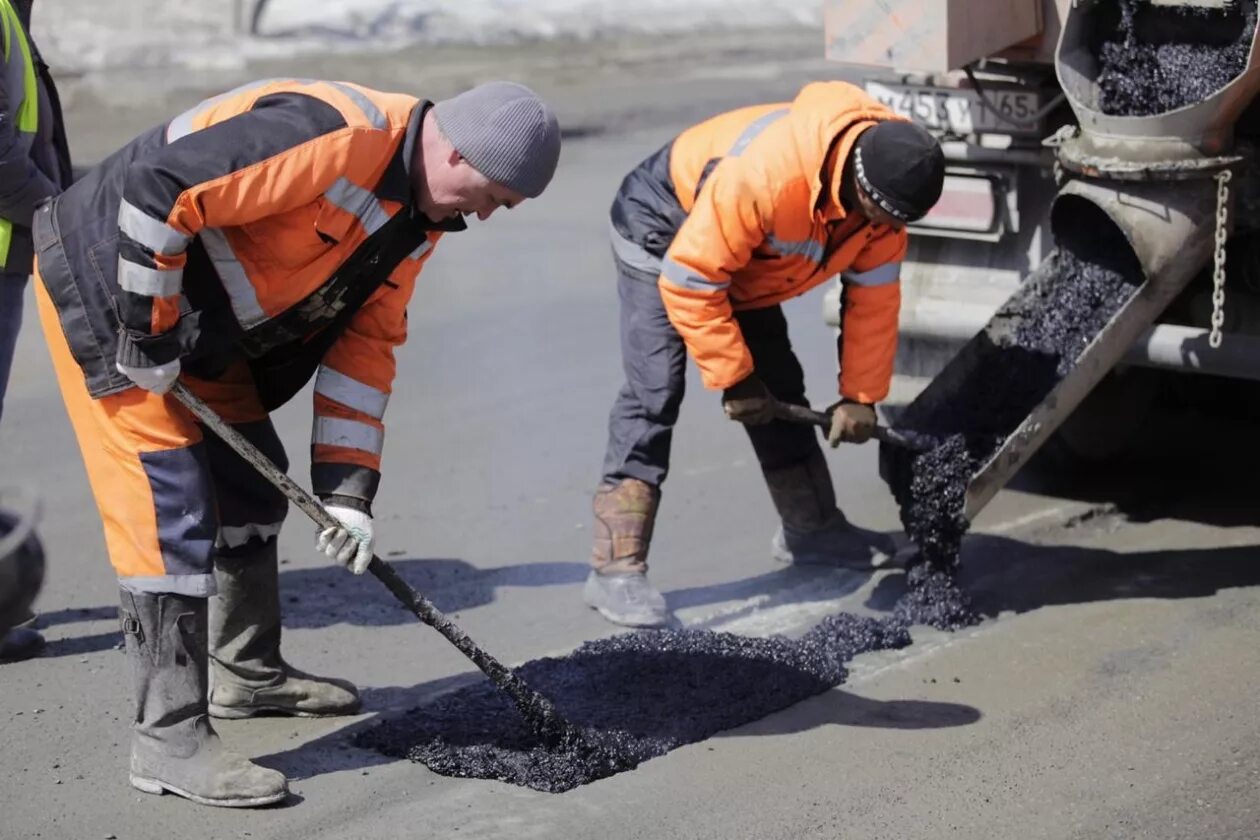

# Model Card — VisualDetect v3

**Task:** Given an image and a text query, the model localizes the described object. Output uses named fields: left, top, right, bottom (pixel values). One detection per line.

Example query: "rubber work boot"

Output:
left=208, top=544, right=359, bottom=719
left=120, top=589, right=288, bottom=807
left=0, top=626, right=45, bottom=662
left=763, top=449, right=895, bottom=569
left=585, top=478, right=668, bottom=627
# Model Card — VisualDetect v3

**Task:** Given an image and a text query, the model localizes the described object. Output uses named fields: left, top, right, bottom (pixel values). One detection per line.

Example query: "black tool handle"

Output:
left=772, top=401, right=927, bottom=450
left=170, top=382, right=566, bottom=740
left=773, top=402, right=830, bottom=429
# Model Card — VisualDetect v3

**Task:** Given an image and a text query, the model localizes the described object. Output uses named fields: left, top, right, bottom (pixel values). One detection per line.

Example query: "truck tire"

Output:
left=1049, top=367, right=1163, bottom=464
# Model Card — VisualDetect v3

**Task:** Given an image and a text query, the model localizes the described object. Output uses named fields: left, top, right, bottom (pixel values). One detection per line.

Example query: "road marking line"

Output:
left=983, top=504, right=1074, bottom=535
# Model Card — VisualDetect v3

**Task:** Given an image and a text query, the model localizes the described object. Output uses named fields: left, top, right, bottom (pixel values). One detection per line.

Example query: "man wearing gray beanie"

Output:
left=430, top=81, right=561, bottom=205
left=32, top=77, right=558, bottom=808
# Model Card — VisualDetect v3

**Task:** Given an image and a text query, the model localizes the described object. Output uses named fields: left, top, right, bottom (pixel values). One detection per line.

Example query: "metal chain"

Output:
left=1210, top=169, right=1232, bottom=349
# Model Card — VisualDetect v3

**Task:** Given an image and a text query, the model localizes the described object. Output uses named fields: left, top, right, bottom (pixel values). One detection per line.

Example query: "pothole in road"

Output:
left=355, top=614, right=912, bottom=792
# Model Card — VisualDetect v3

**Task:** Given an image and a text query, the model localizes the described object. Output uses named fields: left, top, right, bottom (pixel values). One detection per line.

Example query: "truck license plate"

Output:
left=863, top=81, right=1041, bottom=135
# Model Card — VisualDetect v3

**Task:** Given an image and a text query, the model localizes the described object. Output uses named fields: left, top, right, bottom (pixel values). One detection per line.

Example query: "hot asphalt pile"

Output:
left=882, top=217, right=1143, bottom=631
left=1099, top=0, right=1256, bottom=116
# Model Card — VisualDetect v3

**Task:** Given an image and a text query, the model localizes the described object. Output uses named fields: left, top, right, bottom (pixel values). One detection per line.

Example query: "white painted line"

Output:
left=845, top=621, right=999, bottom=686
left=982, top=504, right=1073, bottom=535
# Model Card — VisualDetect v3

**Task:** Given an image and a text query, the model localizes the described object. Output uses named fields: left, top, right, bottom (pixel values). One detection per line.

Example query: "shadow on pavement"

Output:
left=19, top=606, right=122, bottom=659
left=726, top=689, right=981, bottom=737
left=23, top=558, right=588, bottom=657
left=865, top=535, right=1260, bottom=617
left=275, top=557, right=588, bottom=629
left=1010, top=409, right=1260, bottom=530
left=33, top=606, right=117, bottom=626
left=664, top=563, right=874, bottom=627
left=40, top=630, right=121, bottom=658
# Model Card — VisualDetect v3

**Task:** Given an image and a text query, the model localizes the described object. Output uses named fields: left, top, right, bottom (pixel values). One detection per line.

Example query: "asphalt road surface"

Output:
left=3, top=29, right=1260, bottom=840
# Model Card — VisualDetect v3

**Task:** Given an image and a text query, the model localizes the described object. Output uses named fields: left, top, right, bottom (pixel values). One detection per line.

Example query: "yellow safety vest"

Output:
left=0, top=0, right=39, bottom=269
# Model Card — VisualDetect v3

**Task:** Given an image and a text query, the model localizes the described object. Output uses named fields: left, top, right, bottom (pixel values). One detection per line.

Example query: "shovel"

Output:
left=772, top=402, right=938, bottom=452
left=170, top=382, right=571, bottom=744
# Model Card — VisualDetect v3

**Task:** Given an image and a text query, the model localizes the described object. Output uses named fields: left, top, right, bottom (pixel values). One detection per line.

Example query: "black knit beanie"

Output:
left=853, top=121, right=945, bottom=222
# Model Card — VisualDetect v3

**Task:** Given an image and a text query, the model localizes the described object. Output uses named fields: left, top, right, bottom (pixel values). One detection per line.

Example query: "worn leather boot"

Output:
left=763, top=449, right=895, bottom=569
left=585, top=478, right=668, bottom=627
left=208, top=544, right=359, bottom=719
left=120, top=589, right=288, bottom=807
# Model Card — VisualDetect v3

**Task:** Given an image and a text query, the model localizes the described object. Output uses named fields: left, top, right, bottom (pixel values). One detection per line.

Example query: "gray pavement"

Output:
left=3, top=29, right=1260, bottom=840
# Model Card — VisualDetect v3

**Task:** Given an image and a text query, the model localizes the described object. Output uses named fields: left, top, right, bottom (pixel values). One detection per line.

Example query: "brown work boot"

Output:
left=762, top=449, right=895, bottom=569
left=120, top=589, right=288, bottom=808
left=208, top=544, right=359, bottom=720
left=585, top=478, right=668, bottom=627
left=589, top=478, right=659, bottom=575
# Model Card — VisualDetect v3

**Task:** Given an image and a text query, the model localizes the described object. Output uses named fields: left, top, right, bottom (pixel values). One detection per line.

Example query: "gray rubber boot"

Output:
left=585, top=479, right=669, bottom=627
left=119, top=589, right=288, bottom=808
left=763, top=449, right=895, bottom=569
left=583, top=571, right=668, bottom=628
left=208, top=544, right=359, bottom=719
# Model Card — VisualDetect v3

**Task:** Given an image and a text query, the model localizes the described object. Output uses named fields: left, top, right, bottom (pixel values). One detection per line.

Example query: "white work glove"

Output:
left=317, top=502, right=375, bottom=575
left=116, top=359, right=181, bottom=395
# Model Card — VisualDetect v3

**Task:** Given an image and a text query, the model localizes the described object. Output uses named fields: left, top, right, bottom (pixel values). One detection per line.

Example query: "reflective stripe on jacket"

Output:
left=36, top=78, right=462, bottom=504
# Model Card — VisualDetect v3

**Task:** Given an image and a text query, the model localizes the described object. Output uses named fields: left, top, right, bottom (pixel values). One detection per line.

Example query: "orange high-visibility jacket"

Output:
left=613, top=82, right=907, bottom=403
left=36, top=79, right=464, bottom=505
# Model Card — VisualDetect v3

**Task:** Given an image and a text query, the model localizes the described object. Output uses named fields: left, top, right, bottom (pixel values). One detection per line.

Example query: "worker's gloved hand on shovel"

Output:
left=826, top=400, right=877, bottom=446
left=116, top=358, right=181, bottom=395
left=317, top=498, right=375, bottom=575
left=722, top=373, right=778, bottom=425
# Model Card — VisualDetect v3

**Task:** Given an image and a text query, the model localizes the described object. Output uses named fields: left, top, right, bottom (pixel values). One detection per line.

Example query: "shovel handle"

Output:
left=168, top=382, right=567, bottom=737
left=772, top=400, right=930, bottom=451
left=774, top=402, right=830, bottom=429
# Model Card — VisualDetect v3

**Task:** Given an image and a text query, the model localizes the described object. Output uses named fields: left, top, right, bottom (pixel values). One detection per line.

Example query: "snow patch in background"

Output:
left=32, top=0, right=820, bottom=75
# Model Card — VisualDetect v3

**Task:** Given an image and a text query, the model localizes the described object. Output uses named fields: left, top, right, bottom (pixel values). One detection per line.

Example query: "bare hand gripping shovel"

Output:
left=171, top=382, right=571, bottom=745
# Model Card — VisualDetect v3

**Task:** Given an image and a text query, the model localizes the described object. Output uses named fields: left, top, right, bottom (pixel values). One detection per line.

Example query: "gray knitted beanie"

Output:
left=433, top=82, right=561, bottom=199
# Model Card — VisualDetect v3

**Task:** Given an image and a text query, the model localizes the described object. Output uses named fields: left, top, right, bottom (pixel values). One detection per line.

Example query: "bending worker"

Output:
left=34, top=79, right=560, bottom=807
left=585, top=81, right=944, bottom=627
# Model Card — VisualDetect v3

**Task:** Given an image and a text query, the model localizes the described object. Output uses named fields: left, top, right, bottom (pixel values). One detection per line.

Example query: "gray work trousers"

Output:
left=600, top=247, right=820, bottom=488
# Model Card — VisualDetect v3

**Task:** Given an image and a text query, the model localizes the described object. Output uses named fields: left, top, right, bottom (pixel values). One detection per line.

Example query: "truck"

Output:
left=823, top=0, right=1260, bottom=468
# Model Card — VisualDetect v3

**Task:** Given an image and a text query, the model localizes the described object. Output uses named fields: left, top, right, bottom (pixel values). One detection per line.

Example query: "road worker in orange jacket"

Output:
left=586, top=81, right=944, bottom=627
left=34, top=79, right=560, bottom=807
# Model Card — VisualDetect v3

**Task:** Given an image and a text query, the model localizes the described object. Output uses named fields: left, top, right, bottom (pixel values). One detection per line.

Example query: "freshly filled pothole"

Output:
left=356, top=614, right=912, bottom=792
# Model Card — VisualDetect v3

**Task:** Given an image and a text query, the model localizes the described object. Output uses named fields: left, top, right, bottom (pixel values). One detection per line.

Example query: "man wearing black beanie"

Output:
left=586, top=81, right=944, bottom=628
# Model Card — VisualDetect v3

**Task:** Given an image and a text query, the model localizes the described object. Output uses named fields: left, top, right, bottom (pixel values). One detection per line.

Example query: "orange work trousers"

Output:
left=36, top=269, right=289, bottom=596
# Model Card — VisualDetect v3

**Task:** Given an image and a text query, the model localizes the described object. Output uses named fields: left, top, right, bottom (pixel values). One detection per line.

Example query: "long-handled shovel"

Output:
left=170, top=382, right=571, bottom=744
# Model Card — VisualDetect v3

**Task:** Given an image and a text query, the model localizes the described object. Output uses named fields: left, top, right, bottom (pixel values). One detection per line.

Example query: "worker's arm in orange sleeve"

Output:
left=309, top=247, right=433, bottom=508
left=836, top=228, right=907, bottom=403
left=657, top=164, right=773, bottom=390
